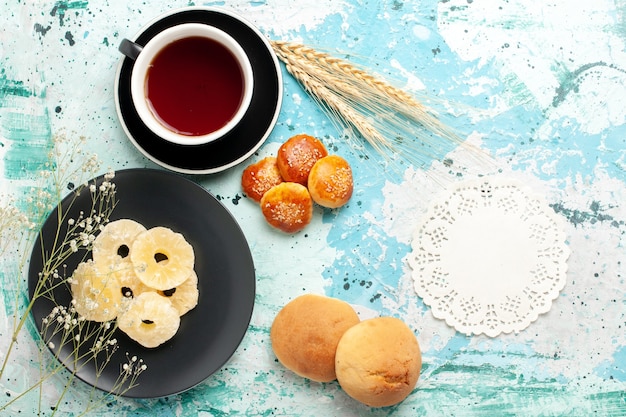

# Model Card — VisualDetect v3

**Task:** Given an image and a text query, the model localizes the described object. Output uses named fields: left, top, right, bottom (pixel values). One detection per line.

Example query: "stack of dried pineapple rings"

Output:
left=70, top=219, right=199, bottom=348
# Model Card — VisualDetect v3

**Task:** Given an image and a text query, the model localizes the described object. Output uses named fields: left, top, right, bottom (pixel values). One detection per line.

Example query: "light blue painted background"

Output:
left=1, top=0, right=625, bottom=415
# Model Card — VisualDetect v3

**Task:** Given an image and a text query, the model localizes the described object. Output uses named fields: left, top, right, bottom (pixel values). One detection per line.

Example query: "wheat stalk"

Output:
left=271, top=40, right=491, bottom=172
left=287, top=65, right=392, bottom=154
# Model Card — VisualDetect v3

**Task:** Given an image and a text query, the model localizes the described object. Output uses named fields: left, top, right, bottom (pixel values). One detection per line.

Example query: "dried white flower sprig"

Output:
left=0, top=132, right=145, bottom=415
left=271, top=41, right=492, bottom=175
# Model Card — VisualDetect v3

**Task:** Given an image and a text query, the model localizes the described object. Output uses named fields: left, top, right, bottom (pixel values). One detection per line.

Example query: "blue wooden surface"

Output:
left=1, top=1, right=625, bottom=415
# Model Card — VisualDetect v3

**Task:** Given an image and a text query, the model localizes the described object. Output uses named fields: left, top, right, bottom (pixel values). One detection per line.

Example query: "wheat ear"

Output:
left=286, top=65, right=394, bottom=156
left=272, top=41, right=419, bottom=105
left=271, top=40, right=491, bottom=170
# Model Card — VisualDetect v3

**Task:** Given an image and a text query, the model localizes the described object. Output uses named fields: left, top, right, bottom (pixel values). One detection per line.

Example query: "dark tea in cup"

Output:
left=120, top=23, right=254, bottom=145
left=146, top=36, right=245, bottom=136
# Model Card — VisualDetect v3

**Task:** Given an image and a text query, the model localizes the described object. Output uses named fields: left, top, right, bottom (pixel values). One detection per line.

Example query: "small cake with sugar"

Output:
left=260, top=182, right=313, bottom=233
left=276, top=134, right=328, bottom=185
left=241, top=156, right=284, bottom=202
left=307, top=155, right=353, bottom=208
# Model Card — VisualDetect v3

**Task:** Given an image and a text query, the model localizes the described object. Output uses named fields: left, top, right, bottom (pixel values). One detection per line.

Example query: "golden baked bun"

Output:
left=270, top=294, right=360, bottom=382
left=241, top=156, right=284, bottom=202
left=335, top=317, right=422, bottom=407
left=260, top=182, right=313, bottom=233
left=276, top=134, right=328, bottom=185
left=308, top=155, right=353, bottom=208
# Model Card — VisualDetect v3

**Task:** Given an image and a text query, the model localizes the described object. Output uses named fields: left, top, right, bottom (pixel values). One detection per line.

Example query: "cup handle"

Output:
left=119, top=38, right=143, bottom=60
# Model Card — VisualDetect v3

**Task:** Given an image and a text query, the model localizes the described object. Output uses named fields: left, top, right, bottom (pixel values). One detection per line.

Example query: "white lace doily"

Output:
left=408, top=177, right=570, bottom=337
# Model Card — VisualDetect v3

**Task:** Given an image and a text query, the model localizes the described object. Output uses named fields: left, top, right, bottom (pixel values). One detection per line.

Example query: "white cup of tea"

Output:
left=119, top=23, right=254, bottom=145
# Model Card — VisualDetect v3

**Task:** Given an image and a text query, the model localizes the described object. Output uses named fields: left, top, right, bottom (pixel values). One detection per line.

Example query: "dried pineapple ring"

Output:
left=70, top=259, right=123, bottom=322
left=117, top=291, right=181, bottom=348
left=93, top=219, right=147, bottom=264
left=110, top=258, right=151, bottom=301
left=157, top=270, right=199, bottom=316
left=130, top=226, right=195, bottom=291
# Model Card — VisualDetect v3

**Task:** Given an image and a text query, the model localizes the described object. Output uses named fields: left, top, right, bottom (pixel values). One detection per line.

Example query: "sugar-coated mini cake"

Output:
left=335, top=317, right=422, bottom=407
left=307, top=155, right=353, bottom=208
left=241, top=156, right=284, bottom=202
left=270, top=294, right=360, bottom=382
left=276, top=134, right=328, bottom=185
left=260, top=182, right=313, bottom=233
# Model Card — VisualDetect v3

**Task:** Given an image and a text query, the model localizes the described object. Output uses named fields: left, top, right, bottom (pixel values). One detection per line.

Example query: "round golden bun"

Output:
left=241, top=156, right=284, bottom=203
left=260, top=182, right=313, bottom=233
left=307, top=155, right=353, bottom=208
left=276, top=134, right=328, bottom=185
left=335, top=317, right=421, bottom=407
left=270, top=294, right=360, bottom=382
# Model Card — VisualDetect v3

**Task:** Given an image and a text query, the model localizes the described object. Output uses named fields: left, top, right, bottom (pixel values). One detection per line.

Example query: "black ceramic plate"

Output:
left=114, top=7, right=283, bottom=174
left=28, top=168, right=256, bottom=398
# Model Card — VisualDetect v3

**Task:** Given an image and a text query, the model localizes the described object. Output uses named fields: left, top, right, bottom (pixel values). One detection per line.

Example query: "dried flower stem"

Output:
left=1, top=132, right=143, bottom=415
left=1, top=177, right=116, bottom=397
left=271, top=41, right=491, bottom=173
